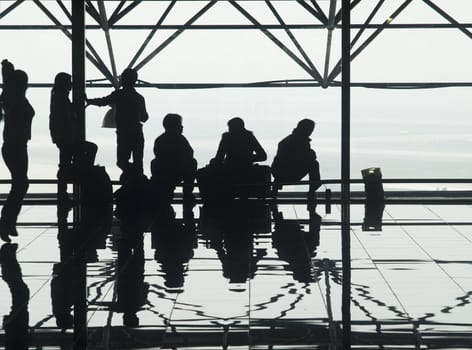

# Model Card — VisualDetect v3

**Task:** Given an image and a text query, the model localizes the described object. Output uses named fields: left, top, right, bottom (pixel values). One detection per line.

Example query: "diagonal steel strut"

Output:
left=265, top=1, right=319, bottom=77
left=128, top=0, right=176, bottom=69
left=231, top=0, right=323, bottom=82
left=328, top=0, right=413, bottom=83
left=133, top=1, right=217, bottom=72
left=97, top=0, right=119, bottom=86
left=0, top=0, right=24, bottom=21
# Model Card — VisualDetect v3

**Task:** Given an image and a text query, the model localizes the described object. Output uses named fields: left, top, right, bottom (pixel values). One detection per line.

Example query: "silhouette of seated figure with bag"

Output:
left=151, top=113, right=197, bottom=204
left=271, top=119, right=321, bottom=199
left=198, top=117, right=269, bottom=202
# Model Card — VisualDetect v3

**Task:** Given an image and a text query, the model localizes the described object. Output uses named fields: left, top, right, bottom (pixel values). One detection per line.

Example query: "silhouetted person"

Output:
left=50, top=72, right=97, bottom=204
left=199, top=118, right=268, bottom=201
left=271, top=205, right=321, bottom=282
left=151, top=114, right=197, bottom=203
left=271, top=119, right=321, bottom=199
left=152, top=205, right=196, bottom=291
left=0, top=243, right=30, bottom=349
left=86, top=68, right=148, bottom=173
left=0, top=60, right=35, bottom=242
left=211, top=117, right=266, bottom=167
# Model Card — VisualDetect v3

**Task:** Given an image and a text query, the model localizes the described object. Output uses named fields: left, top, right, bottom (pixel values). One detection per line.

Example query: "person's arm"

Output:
left=250, top=132, right=267, bottom=162
left=153, top=137, right=160, bottom=157
left=1, top=59, right=14, bottom=86
left=211, top=134, right=227, bottom=164
left=1, top=59, right=15, bottom=120
left=183, top=137, right=194, bottom=159
left=86, top=91, right=116, bottom=107
left=139, top=95, right=149, bottom=122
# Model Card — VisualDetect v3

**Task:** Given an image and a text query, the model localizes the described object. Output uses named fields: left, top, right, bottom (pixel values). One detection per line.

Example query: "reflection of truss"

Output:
left=1, top=0, right=472, bottom=88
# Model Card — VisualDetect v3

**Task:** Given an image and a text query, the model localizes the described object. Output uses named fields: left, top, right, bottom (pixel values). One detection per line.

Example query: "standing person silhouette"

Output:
left=49, top=72, right=97, bottom=203
left=271, top=119, right=321, bottom=199
left=151, top=113, right=197, bottom=203
left=0, top=60, right=35, bottom=242
left=86, top=68, right=148, bottom=173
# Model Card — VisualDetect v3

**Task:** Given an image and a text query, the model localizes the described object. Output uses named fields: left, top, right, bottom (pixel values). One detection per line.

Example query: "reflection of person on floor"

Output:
left=0, top=60, right=35, bottom=242
left=114, top=167, right=152, bottom=326
left=86, top=68, right=148, bottom=173
left=200, top=202, right=267, bottom=285
left=151, top=113, right=197, bottom=203
left=152, top=205, right=196, bottom=291
left=271, top=119, right=321, bottom=199
left=50, top=260, right=74, bottom=329
left=49, top=72, right=97, bottom=204
left=75, top=151, right=113, bottom=262
left=0, top=243, right=30, bottom=349
left=115, top=236, right=147, bottom=327
left=271, top=205, right=321, bottom=283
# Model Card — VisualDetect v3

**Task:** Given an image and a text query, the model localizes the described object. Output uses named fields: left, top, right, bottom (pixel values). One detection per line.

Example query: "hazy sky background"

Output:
left=0, top=0, right=471, bottom=183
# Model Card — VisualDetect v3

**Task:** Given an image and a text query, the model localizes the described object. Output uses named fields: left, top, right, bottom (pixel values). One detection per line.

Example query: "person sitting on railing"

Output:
left=271, top=119, right=321, bottom=199
left=198, top=117, right=268, bottom=201
left=151, top=113, right=197, bottom=204
left=0, top=60, right=35, bottom=242
left=211, top=117, right=267, bottom=169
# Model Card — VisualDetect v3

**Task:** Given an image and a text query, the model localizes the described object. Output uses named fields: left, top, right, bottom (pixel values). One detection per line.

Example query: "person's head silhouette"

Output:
left=53, top=72, right=72, bottom=95
left=227, top=117, right=245, bottom=133
left=293, top=119, right=315, bottom=138
left=12, top=70, right=28, bottom=95
left=163, top=113, right=183, bottom=134
left=120, top=68, right=138, bottom=88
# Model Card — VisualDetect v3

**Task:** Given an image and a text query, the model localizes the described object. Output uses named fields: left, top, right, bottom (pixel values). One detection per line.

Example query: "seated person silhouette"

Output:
left=151, top=113, right=197, bottom=203
left=200, top=117, right=267, bottom=201
left=86, top=68, right=148, bottom=174
left=271, top=119, right=321, bottom=199
left=0, top=60, right=35, bottom=242
left=211, top=117, right=267, bottom=168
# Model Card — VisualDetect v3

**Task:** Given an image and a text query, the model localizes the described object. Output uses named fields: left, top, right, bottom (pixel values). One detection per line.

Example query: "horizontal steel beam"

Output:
left=1, top=23, right=472, bottom=30
left=2, top=82, right=471, bottom=89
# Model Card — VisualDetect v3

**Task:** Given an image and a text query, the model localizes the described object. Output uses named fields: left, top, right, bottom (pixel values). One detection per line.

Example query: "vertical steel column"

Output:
left=72, top=1, right=87, bottom=349
left=341, top=0, right=351, bottom=349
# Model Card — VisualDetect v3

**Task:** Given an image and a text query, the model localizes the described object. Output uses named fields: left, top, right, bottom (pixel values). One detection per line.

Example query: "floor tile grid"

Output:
left=291, top=205, right=337, bottom=344
left=380, top=205, right=472, bottom=345
left=424, top=205, right=472, bottom=246
left=384, top=206, right=469, bottom=296
left=349, top=227, right=411, bottom=316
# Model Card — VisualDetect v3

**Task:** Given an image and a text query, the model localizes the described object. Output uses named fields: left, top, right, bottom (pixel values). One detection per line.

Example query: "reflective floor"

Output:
left=1, top=199, right=472, bottom=349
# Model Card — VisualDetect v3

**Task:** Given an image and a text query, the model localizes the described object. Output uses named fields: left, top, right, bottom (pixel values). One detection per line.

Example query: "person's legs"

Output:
left=132, top=129, right=145, bottom=174
left=0, top=143, right=29, bottom=238
left=116, top=132, right=133, bottom=173
left=182, top=159, right=197, bottom=200
left=57, top=144, right=73, bottom=201
left=306, top=151, right=321, bottom=195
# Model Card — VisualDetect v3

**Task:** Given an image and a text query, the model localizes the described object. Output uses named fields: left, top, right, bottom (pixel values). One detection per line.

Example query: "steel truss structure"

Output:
left=1, top=1, right=471, bottom=349
left=1, top=0, right=471, bottom=89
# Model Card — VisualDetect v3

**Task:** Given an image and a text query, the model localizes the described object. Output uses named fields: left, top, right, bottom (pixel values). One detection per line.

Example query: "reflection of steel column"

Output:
left=341, top=0, right=351, bottom=349
left=72, top=1, right=87, bottom=350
